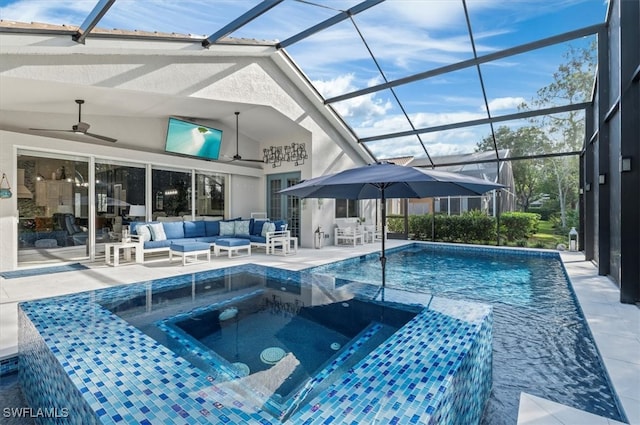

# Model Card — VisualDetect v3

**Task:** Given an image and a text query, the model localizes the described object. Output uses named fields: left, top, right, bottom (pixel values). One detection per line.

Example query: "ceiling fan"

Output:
left=30, top=99, right=117, bottom=143
left=225, top=111, right=264, bottom=164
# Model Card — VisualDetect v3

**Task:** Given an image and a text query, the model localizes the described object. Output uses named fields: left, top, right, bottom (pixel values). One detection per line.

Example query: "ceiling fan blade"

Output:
left=30, top=100, right=117, bottom=143
left=85, top=132, right=117, bottom=143
left=29, top=128, right=74, bottom=133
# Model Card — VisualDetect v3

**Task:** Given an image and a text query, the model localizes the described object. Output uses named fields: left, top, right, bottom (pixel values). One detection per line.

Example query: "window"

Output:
left=335, top=199, right=360, bottom=218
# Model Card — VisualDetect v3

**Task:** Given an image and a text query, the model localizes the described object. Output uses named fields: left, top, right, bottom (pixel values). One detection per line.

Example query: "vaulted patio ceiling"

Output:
left=0, top=0, right=608, bottom=167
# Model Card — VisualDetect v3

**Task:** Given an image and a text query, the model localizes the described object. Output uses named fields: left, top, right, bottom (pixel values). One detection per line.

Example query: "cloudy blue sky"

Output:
left=0, top=0, right=608, bottom=158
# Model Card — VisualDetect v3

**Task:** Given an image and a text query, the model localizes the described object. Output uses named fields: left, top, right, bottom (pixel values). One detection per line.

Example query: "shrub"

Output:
left=501, top=212, right=540, bottom=241
left=389, top=211, right=495, bottom=243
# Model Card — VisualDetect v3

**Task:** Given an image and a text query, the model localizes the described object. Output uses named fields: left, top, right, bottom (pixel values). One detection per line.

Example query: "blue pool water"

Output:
left=309, top=243, right=627, bottom=424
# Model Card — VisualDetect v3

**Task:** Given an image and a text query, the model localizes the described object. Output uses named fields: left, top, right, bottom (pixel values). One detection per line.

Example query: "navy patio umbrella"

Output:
left=279, top=161, right=504, bottom=287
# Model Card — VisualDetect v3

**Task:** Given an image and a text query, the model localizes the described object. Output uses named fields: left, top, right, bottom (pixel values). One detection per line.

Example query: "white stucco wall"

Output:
left=0, top=30, right=371, bottom=269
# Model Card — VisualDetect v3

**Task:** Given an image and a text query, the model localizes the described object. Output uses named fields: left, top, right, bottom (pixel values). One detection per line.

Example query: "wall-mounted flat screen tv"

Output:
left=165, top=117, right=222, bottom=161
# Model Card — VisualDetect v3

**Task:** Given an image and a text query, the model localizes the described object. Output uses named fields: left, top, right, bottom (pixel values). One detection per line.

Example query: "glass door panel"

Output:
left=95, top=161, right=146, bottom=255
left=17, top=152, right=89, bottom=266
left=267, top=172, right=300, bottom=238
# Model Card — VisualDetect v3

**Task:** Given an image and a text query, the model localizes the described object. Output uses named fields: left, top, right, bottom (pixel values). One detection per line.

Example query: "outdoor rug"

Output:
left=0, top=263, right=88, bottom=279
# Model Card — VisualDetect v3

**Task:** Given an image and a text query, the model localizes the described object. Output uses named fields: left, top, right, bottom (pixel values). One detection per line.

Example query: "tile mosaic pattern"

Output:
left=0, top=355, right=19, bottom=376
left=158, top=300, right=388, bottom=421
left=19, top=263, right=492, bottom=424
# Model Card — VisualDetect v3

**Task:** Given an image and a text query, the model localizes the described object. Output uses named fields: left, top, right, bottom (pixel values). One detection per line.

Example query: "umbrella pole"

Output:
left=380, top=189, right=386, bottom=288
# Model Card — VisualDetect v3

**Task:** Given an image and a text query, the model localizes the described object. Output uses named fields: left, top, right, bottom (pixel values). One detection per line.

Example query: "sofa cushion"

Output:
left=168, top=238, right=199, bottom=245
left=215, top=237, right=251, bottom=247
left=261, top=222, right=276, bottom=237
left=234, top=220, right=251, bottom=237
left=205, top=220, right=220, bottom=236
left=170, top=242, right=210, bottom=252
left=252, top=220, right=269, bottom=236
left=249, top=235, right=266, bottom=244
left=219, top=221, right=235, bottom=236
left=195, top=236, right=219, bottom=244
left=135, top=224, right=152, bottom=242
left=184, top=220, right=206, bottom=238
left=143, top=239, right=172, bottom=249
left=148, top=222, right=167, bottom=241
left=163, top=221, right=185, bottom=239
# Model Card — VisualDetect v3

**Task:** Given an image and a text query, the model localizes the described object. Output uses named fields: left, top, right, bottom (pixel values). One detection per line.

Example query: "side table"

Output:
left=268, top=235, right=298, bottom=256
left=105, top=241, right=142, bottom=266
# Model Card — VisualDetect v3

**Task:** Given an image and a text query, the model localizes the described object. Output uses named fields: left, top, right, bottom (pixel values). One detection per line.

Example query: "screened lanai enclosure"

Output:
left=0, top=0, right=638, bottom=303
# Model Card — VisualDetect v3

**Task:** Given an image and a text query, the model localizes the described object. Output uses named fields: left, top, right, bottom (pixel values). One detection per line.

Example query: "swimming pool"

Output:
left=309, top=242, right=627, bottom=424
left=18, top=264, right=493, bottom=424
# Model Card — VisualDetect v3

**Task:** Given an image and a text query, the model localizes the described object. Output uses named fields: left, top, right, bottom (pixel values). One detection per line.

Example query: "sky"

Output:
left=0, top=0, right=608, bottom=159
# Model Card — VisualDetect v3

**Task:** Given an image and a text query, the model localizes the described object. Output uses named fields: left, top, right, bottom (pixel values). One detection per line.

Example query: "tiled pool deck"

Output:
left=1, top=241, right=639, bottom=424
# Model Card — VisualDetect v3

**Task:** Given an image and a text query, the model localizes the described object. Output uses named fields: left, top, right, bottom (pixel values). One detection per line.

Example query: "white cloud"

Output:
left=313, top=74, right=393, bottom=123
left=485, top=97, right=526, bottom=112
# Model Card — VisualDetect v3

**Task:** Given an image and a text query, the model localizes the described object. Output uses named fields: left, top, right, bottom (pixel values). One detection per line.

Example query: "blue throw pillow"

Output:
left=205, top=220, right=220, bottom=236
left=234, top=220, right=251, bottom=236
left=273, top=220, right=287, bottom=231
left=184, top=220, right=206, bottom=238
left=261, top=222, right=276, bottom=237
left=163, top=221, right=184, bottom=239
left=252, top=220, right=268, bottom=236
left=219, top=221, right=235, bottom=236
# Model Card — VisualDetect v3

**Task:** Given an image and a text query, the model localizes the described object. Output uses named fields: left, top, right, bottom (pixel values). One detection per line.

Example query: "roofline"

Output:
left=0, top=20, right=274, bottom=46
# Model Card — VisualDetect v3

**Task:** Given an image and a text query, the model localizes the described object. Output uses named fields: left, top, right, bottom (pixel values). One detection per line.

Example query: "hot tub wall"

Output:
left=290, top=297, right=493, bottom=424
left=18, top=306, right=100, bottom=425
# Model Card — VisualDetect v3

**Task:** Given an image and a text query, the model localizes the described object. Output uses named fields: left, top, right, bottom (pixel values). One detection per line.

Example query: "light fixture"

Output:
left=16, top=169, right=33, bottom=199
left=128, top=205, right=146, bottom=219
left=585, top=183, right=591, bottom=192
left=263, top=143, right=308, bottom=168
left=598, top=174, right=606, bottom=185
left=621, top=157, right=632, bottom=172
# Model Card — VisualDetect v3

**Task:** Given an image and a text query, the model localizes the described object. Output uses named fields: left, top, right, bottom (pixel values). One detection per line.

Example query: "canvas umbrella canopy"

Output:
left=279, top=162, right=504, bottom=287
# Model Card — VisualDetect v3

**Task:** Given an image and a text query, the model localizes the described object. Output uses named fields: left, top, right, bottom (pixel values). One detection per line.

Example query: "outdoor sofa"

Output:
left=129, top=217, right=288, bottom=261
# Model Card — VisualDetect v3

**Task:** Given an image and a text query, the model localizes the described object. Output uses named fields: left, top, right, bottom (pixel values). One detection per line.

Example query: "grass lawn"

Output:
left=529, top=220, right=565, bottom=249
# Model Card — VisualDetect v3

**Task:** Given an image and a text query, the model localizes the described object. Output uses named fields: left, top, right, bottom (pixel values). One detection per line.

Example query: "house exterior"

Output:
left=381, top=151, right=515, bottom=217
left=408, top=150, right=516, bottom=216
left=0, top=23, right=372, bottom=271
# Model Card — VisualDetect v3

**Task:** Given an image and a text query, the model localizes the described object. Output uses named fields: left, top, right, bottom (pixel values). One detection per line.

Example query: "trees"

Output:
left=477, top=42, right=596, bottom=228
left=476, top=126, right=547, bottom=211
left=521, top=42, right=596, bottom=228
